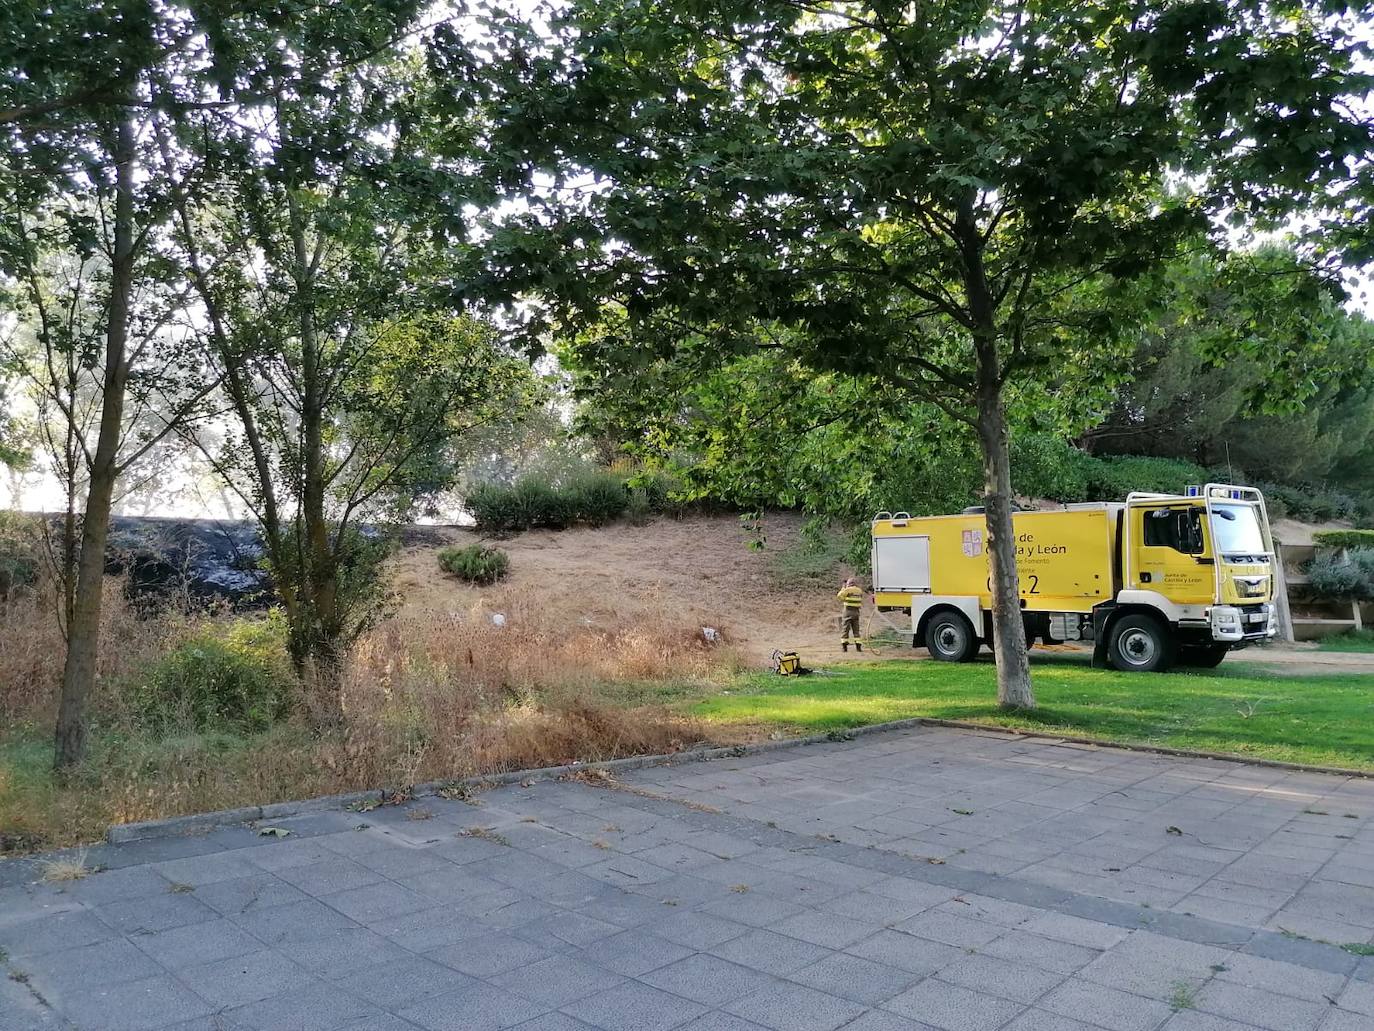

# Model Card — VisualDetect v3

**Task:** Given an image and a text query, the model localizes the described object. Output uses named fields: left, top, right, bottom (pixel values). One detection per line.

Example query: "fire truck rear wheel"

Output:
left=926, top=611, right=978, bottom=663
left=1107, top=614, right=1175, bottom=673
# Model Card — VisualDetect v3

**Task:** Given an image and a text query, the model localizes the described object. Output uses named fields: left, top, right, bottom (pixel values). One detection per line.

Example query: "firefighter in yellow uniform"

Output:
left=837, top=577, right=864, bottom=652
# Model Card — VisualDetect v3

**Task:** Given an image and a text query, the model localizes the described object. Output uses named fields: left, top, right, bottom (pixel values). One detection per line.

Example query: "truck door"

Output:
left=1129, top=504, right=1214, bottom=605
left=872, top=534, right=931, bottom=593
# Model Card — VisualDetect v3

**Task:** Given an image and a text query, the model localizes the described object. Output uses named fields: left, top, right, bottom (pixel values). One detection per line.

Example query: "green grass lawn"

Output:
left=691, top=653, right=1374, bottom=771
left=1319, top=629, right=1374, bottom=653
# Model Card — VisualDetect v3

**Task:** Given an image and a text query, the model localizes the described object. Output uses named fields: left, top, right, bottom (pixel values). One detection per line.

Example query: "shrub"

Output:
left=135, top=616, right=293, bottom=733
left=1313, top=530, right=1374, bottom=550
left=438, top=544, right=510, bottom=585
left=464, top=482, right=524, bottom=531
left=563, top=471, right=629, bottom=526
left=1081, top=455, right=1211, bottom=500
left=1305, top=549, right=1374, bottom=602
left=1011, top=434, right=1093, bottom=503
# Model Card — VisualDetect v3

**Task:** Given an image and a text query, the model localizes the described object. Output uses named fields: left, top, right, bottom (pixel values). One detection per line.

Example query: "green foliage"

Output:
left=1313, top=531, right=1374, bottom=550
left=1011, top=435, right=1095, bottom=504
left=561, top=471, right=629, bottom=526
left=1087, top=251, right=1374, bottom=496
left=437, top=544, right=510, bottom=585
left=464, top=467, right=687, bottom=532
left=1305, top=550, right=1374, bottom=602
left=1081, top=455, right=1212, bottom=500
left=135, top=617, right=293, bottom=733
left=0, top=512, right=40, bottom=598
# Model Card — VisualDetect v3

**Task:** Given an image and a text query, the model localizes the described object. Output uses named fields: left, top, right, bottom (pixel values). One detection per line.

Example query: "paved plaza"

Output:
left=3, top=725, right=1374, bottom=1030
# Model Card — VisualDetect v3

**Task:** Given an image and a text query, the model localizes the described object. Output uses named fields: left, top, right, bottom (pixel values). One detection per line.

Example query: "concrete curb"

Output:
left=105, top=714, right=1371, bottom=844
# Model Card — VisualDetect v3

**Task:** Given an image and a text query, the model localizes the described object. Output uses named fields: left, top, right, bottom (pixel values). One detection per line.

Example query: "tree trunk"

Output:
left=974, top=357, right=1034, bottom=709
left=53, top=119, right=136, bottom=771
left=956, top=194, right=1034, bottom=710
left=287, top=189, right=344, bottom=726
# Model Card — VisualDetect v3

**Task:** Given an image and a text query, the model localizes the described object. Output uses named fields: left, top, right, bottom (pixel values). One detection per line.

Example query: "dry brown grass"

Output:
left=37, top=849, right=91, bottom=883
left=0, top=574, right=744, bottom=855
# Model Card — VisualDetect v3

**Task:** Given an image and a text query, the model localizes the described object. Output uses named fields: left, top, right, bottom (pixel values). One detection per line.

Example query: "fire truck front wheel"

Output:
left=1107, top=614, right=1175, bottom=673
left=926, top=611, right=978, bottom=663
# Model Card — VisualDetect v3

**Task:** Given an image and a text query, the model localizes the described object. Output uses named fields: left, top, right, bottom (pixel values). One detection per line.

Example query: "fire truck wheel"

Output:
left=1107, top=614, right=1175, bottom=673
left=1179, top=643, right=1229, bottom=668
left=926, top=610, right=978, bottom=663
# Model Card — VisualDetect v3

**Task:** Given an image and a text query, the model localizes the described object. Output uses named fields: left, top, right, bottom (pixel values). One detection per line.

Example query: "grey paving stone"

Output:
left=94, top=889, right=217, bottom=935
left=651, top=909, right=751, bottom=949
left=936, top=953, right=1065, bottom=1004
left=1337, top=979, right=1374, bottom=1016
left=428, top=930, right=553, bottom=977
left=1193, top=980, right=1329, bottom=1031
left=400, top=981, right=551, bottom=1031
left=1038, top=978, right=1174, bottom=1031
left=1162, top=1012, right=1277, bottom=1030
left=397, top=863, right=507, bottom=901
left=0, top=909, right=117, bottom=957
left=274, top=857, right=385, bottom=896
left=641, top=953, right=781, bottom=1008
left=1241, top=931, right=1357, bottom=975
left=58, top=974, right=214, bottom=1031
left=1316, top=1011, right=1374, bottom=1031
left=1001, top=1010, right=1103, bottom=1031
left=722, top=981, right=867, bottom=1031
left=839, top=1012, right=943, bottom=1031
left=562, top=980, right=709, bottom=1031
left=512, top=909, right=623, bottom=949
left=334, top=955, right=479, bottom=1009
left=491, top=953, right=626, bottom=1007
left=978, top=930, right=1102, bottom=975
left=586, top=926, right=697, bottom=976
left=770, top=910, right=879, bottom=949
left=508, top=1014, right=603, bottom=1031
left=49, top=864, right=171, bottom=905
left=229, top=980, right=381, bottom=1031
left=369, top=903, right=491, bottom=952
left=579, top=888, right=698, bottom=928
left=288, top=924, right=414, bottom=977
left=883, top=978, right=1026, bottom=1031
left=153, top=851, right=261, bottom=887
left=129, top=915, right=263, bottom=969
left=709, top=927, right=834, bottom=976
left=1020, top=912, right=1131, bottom=950
left=230, top=897, right=360, bottom=945
left=788, top=951, right=922, bottom=1005
left=191, top=872, right=310, bottom=914
left=176, top=948, right=312, bottom=1008
left=844, top=929, right=965, bottom=975
left=22, top=936, right=163, bottom=993
left=320, top=880, right=434, bottom=924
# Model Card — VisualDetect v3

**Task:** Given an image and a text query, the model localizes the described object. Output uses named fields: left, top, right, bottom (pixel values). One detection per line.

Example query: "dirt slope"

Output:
left=389, top=513, right=857, bottom=665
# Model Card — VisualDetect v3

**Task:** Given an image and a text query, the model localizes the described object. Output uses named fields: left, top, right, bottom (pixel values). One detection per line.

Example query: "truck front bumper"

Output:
left=1210, top=604, right=1277, bottom=642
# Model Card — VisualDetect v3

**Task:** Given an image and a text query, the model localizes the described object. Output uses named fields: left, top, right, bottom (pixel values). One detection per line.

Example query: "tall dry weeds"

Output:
left=1, top=577, right=743, bottom=853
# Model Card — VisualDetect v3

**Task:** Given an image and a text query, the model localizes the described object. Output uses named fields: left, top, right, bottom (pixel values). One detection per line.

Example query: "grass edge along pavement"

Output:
left=690, top=653, right=1374, bottom=773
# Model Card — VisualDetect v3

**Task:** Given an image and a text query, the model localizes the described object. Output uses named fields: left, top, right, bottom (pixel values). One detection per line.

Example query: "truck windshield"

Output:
left=1210, top=504, right=1266, bottom=555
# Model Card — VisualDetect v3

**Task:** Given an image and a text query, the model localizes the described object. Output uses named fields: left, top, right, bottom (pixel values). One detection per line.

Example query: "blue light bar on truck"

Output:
left=1185, top=485, right=1201, bottom=497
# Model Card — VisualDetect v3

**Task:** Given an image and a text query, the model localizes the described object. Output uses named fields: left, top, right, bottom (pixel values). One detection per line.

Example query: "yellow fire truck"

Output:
left=871, top=484, right=1277, bottom=672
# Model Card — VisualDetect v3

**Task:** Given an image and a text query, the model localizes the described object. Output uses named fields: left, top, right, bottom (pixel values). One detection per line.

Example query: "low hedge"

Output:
left=1313, top=530, right=1374, bottom=550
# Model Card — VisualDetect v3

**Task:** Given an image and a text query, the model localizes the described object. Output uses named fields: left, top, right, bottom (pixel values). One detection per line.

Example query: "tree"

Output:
left=157, top=8, right=538, bottom=721
left=464, top=0, right=1370, bottom=707
left=1085, top=249, right=1374, bottom=485
left=0, top=1, right=224, bottom=768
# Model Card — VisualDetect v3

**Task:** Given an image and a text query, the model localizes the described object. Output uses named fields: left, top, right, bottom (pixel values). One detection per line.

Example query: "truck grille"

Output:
left=1232, top=576, right=1269, bottom=599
